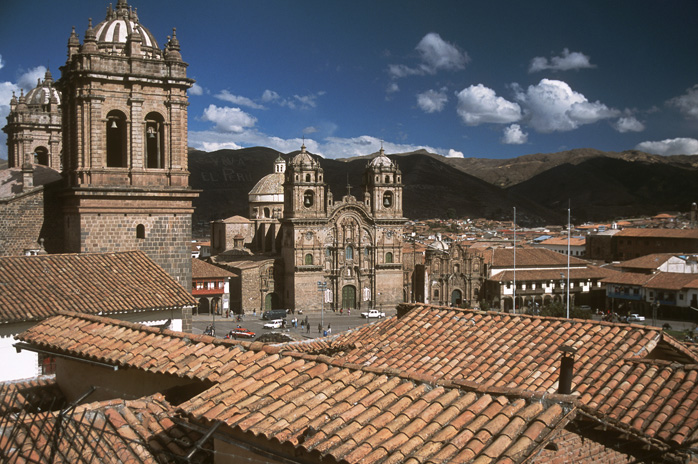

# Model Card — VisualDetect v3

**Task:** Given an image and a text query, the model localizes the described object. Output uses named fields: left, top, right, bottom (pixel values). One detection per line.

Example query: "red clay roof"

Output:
left=490, top=265, right=616, bottom=282
left=538, top=237, right=586, bottom=247
left=191, top=258, right=236, bottom=279
left=290, top=304, right=698, bottom=447
left=0, top=251, right=196, bottom=325
left=615, top=228, right=698, bottom=239
left=15, top=312, right=578, bottom=464
left=1, top=392, right=210, bottom=463
left=644, top=272, right=698, bottom=291
left=618, top=253, right=680, bottom=270
left=15, top=307, right=698, bottom=459
left=483, top=247, right=588, bottom=268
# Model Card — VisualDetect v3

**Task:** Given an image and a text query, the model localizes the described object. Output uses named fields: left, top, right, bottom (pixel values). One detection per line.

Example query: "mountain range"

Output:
left=186, top=147, right=698, bottom=235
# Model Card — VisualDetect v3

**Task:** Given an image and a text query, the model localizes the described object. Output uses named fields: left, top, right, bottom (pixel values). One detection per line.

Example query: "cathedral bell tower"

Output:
left=283, top=144, right=327, bottom=219
left=363, top=147, right=403, bottom=219
left=58, top=0, right=198, bottom=295
left=3, top=70, right=62, bottom=169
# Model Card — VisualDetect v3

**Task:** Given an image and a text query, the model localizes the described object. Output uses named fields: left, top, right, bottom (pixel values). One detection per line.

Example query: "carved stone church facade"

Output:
left=211, top=146, right=406, bottom=313
left=281, top=146, right=405, bottom=311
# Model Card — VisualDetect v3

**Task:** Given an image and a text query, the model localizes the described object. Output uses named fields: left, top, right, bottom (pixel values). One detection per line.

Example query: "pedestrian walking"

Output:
left=307, top=323, right=310, bottom=334
left=327, top=323, right=331, bottom=335
left=318, top=322, right=322, bottom=334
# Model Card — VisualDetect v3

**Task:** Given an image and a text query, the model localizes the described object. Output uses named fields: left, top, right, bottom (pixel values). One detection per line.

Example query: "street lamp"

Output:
left=317, top=281, right=327, bottom=330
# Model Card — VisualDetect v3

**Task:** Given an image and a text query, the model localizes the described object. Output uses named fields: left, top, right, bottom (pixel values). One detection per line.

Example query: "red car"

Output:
left=226, top=328, right=256, bottom=339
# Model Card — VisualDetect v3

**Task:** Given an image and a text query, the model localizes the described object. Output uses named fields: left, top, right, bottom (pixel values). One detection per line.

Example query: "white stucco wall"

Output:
left=0, top=322, right=39, bottom=382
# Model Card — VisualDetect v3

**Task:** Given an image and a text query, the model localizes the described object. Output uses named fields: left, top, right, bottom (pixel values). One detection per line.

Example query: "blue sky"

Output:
left=2, top=0, right=698, bottom=160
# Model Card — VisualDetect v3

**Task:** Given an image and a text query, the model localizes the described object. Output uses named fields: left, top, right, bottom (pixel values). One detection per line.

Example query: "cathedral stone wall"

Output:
left=74, top=213, right=193, bottom=290
left=0, top=189, right=45, bottom=256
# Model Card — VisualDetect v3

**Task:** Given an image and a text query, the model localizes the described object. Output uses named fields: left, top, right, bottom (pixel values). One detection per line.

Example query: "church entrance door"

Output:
left=265, top=293, right=280, bottom=310
left=342, top=285, right=356, bottom=310
left=451, top=289, right=463, bottom=307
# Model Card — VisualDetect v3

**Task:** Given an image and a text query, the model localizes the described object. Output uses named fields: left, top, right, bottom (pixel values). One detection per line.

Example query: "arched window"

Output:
left=346, top=245, right=354, bottom=260
left=304, top=253, right=313, bottom=265
left=264, top=207, right=271, bottom=218
left=303, top=190, right=314, bottom=207
left=385, top=252, right=393, bottom=263
left=106, top=110, right=127, bottom=167
left=383, top=191, right=393, bottom=208
left=454, top=264, right=460, bottom=274
left=145, top=112, right=165, bottom=169
left=385, top=175, right=390, bottom=183
left=305, top=173, right=311, bottom=182
left=136, top=224, right=145, bottom=239
left=34, top=147, right=49, bottom=166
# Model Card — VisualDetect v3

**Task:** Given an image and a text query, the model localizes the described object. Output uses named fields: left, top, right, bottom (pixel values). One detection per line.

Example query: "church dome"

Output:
left=94, top=0, right=160, bottom=53
left=24, top=70, right=60, bottom=107
left=290, top=144, right=318, bottom=168
left=249, top=172, right=284, bottom=197
left=368, top=147, right=394, bottom=168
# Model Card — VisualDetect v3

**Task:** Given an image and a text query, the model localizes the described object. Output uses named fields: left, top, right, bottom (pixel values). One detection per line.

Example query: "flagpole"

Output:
left=566, top=202, right=571, bottom=318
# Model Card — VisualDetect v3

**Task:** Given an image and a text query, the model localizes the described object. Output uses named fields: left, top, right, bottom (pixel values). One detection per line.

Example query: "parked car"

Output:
left=263, top=319, right=284, bottom=329
left=226, top=328, right=256, bottom=339
left=262, top=309, right=288, bottom=320
left=627, top=314, right=646, bottom=322
left=361, top=309, right=385, bottom=318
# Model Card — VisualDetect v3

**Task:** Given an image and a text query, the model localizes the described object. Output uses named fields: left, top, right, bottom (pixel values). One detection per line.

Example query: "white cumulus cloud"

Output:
left=188, top=83, right=204, bottom=96
left=389, top=32, right=469, bottom=78
left=455, top=84, right=521, bottom=125
left=17, top=66, right=46, bottom=91
left=187, top=130, right=451, bottom=160
left=501, top=124, right=528, bottom=144
left=259, top=89, right=325, bottom=109
left=417, top=88, right=448, bottom=113
left=529, top=48, right=595, bottom=73
left=635, top=138, right=698, bottom=155
left=447, top=149, right=464, bottom=158
left=668, top=85, right=698, bottom=119
left=614, top=116, right=645, bottom=133
left=201, top=104, right=257, bottom=133
left=215, top=90, right=265, bottom=109
left=513, top=79, right=619, bottom=132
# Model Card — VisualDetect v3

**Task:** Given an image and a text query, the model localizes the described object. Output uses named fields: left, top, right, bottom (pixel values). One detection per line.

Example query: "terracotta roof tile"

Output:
left=0, top=251, right=195, bottom=324
left=17, top=307, right=698, bottom=462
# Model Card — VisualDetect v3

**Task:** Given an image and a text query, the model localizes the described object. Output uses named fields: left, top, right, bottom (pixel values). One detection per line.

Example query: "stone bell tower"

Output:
left=58, top=0, right=198, bottom=294
left=3, top=70, right=62, bottom=169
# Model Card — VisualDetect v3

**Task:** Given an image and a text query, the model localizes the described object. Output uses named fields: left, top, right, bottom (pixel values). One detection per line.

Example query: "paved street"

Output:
left=192, top=307, right=397, bottom=340
left=194, top=307, right=697, bottom=341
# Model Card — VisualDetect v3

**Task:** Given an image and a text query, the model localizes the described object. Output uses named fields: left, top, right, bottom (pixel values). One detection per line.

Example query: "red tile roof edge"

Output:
left=49, top=310, right=253, bottom=350
left=279, top=347, right=582, bottom=407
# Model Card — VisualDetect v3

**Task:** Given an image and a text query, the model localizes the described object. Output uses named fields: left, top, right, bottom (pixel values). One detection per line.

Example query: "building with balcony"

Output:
left=481, top=247, right=612, bottom=312
left=191, top=258, right=235, bottom=317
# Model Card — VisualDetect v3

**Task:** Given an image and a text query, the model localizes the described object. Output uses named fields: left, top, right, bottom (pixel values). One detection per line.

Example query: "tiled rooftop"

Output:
left=617, top=253, right=679, bottom=270
left=615, top=228, right=698, bottom=239
left=180, top=354, right=578, bottom=464
left=490, top=265, right=615, bottom=282
left=287, top=304, right=698, bottom=447
left=191, top=258, right=236, bottom=279
left=0, top=392, right=211, bottom=463
left=14, top=305, right=698, bottom=461
left=15, top=312, right=250, bottom=383
left=0, top=251, right=196, bottom=324
left=483, top=248, right=588, bottom=269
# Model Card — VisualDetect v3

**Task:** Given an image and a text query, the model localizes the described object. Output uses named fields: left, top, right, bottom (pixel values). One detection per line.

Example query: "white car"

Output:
left=361, top=309, right=385, bottom=318
left=263, top=319, right=284, bottom=329
left=627, top=314, right=645, bottom=322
